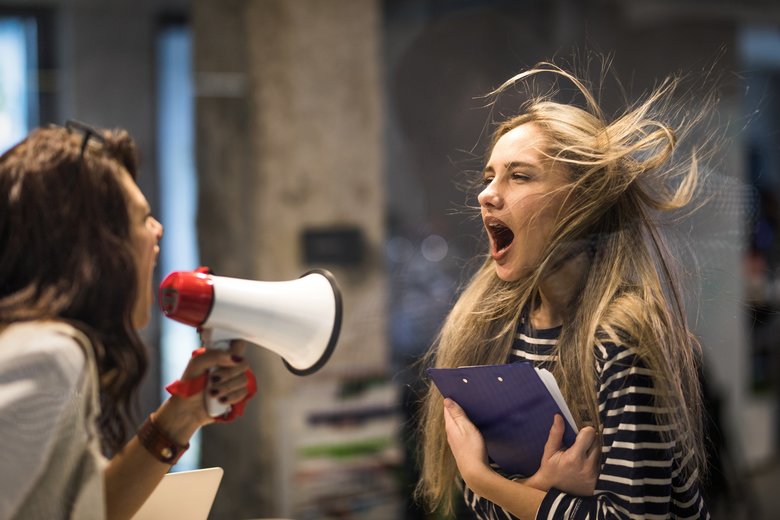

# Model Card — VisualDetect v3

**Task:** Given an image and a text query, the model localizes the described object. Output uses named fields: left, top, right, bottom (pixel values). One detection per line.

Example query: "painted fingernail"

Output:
left=209, top=388, right=219, bottom=396
left=210, top=375, right=221, bottom=384
left=231, top=355, right=243, bottom=363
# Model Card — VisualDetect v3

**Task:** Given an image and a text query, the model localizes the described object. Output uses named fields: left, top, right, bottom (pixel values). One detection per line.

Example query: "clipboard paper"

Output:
left=427, top=362, right=578, bottom=476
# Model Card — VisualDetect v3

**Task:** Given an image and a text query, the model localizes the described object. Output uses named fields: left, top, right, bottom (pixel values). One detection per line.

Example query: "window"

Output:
left=157, top=22, right=200, bottom=470
left=0, top=16, right=37, bottom=154
left=739, top=25, right=780, bottom=394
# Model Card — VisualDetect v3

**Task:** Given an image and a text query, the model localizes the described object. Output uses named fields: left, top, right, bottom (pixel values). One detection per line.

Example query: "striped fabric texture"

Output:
left=463, top=322, right=710, bottom=520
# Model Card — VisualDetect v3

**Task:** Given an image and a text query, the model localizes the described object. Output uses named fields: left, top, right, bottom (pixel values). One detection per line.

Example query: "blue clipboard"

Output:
left=427, top=362, right=578, bottom=476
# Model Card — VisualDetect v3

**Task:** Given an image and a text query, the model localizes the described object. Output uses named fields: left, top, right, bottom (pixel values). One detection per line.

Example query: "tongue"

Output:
left=495, top=226, right=514, bottom=251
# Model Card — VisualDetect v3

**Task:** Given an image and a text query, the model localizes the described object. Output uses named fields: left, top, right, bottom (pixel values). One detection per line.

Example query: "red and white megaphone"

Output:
left=159, top=267, right=342, bottom=416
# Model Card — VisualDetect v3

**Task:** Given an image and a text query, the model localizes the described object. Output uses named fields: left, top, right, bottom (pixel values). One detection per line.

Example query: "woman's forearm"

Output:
left=465, top=466, right=547, bottom=520
left=104, top=399, right=201, bottom=520
left=104, top=435, right=171, bottom=520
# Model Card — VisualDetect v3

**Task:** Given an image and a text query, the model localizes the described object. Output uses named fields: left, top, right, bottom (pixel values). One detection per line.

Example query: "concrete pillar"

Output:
left=193, top=1, right=385, bottom=517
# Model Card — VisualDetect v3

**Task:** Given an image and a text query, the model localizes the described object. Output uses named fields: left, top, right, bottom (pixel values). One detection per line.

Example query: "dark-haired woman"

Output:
left=0, top=124, right=253, bottom=520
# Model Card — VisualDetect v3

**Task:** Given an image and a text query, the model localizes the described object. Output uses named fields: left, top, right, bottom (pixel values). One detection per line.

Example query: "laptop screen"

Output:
left=131, top=467, right=223, bottom=520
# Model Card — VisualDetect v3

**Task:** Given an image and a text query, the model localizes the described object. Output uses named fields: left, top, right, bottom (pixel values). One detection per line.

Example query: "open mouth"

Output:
left=486, top=219, right=515, bottom=255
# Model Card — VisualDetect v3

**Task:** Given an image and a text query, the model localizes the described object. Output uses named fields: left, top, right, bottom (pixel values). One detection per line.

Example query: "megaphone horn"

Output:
left=159, top=267, right=342, bottom=416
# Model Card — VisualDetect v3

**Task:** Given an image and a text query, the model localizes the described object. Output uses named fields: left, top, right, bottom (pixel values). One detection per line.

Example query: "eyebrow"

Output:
left=483, top=160, right=541, bottom=175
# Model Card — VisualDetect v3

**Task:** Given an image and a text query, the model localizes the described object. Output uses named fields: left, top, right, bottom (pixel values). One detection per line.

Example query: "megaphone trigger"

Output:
left=202, top=328, right=235, bottom=417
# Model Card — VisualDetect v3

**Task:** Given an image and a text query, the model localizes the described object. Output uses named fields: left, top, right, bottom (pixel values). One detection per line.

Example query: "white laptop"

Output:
left=131, top=467, right=223, bottom=520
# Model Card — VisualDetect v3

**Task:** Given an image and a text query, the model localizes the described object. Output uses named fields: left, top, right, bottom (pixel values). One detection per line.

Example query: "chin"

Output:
left=132, top=314, right=150, bottom=330
left=495, top=267, right=521, bottom=282
left=494, top=261, right=532, bottom=283
left=132, top=300, right=152, bottom=330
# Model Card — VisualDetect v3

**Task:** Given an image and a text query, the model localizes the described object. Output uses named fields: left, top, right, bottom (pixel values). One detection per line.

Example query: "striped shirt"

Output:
left=463, top=322, right=710, bottom=520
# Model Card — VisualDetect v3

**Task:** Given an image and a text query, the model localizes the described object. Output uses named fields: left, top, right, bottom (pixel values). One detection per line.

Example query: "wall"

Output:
left=194, top=0, right=387, bottom=517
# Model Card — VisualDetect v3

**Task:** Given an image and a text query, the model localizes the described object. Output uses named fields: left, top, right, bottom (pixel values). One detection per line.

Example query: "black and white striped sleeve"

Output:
left=535, top=342, right=709, bottom=520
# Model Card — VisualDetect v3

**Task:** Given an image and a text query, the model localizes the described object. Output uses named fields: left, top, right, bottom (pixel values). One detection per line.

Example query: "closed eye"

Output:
left=511, top=172, right=531, bottom=181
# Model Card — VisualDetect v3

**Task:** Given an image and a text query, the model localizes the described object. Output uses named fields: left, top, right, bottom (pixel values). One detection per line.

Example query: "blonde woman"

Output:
left=417, top=64, right=711, bottom=519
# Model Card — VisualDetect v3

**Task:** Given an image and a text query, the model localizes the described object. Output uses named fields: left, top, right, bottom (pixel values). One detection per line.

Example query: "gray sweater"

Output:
left=0, top=321, right=107, bottom=519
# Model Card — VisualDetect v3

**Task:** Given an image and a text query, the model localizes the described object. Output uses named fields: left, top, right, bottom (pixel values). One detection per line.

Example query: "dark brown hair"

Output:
left=0, top=125, right=148, bottom=455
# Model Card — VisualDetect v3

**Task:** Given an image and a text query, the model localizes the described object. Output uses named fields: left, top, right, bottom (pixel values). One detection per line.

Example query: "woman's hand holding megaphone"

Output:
left=160, top=334, right=257, bottom=436
left=197, top=328, right=254, bottom=417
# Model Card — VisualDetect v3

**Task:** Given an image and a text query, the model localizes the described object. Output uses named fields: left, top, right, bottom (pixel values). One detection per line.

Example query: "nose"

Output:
left=478, top=180, right=502, bottom=209
left=150, top=217, right=164, bottom=240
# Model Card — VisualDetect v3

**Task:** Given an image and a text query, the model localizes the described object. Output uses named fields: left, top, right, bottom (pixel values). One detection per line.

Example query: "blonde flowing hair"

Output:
left=416, top=63, right=712, bottom=514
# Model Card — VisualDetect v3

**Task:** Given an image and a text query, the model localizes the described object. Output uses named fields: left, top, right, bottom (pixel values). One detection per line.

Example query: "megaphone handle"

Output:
left=204, top=329, right=234, bottom=418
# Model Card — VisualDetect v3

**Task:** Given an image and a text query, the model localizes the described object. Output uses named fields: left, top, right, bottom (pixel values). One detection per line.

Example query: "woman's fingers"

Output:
left=543, top=414, right=565, bottom=459
left=209, top=370, right=249, bottom=400
left=162, top=338, right=255, bottom=426
left=181, top=350, right=240, bottom=379
left=218, top=386, right=249, bottom=405
left=569, top=426, right=598, bottom=459
left=181, top=341, right=249, bottom=380
left=443, top=398, right=488, bottom=479
left=442, top=398, right=460, bottom=435
left=444, top=398, right=466, bottom=420
left=211, top=340, right=250, bottom=379
left=586, top=434, right=601, bottom=465
left=228, top=339, right=247, bottom=358
left=443, top=398, right=478, bottom=435
left=203, top=341, right=251, bottom=406
left=209, top=361, right=249, bottom=383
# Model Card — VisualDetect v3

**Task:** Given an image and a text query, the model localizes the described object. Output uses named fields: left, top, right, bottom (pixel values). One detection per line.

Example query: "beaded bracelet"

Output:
left=137, top=414, right=189, bottom=465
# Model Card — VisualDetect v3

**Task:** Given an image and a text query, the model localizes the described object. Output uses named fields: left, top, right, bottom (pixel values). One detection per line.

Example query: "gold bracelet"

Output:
left=137, top=414, right=189, bottom=465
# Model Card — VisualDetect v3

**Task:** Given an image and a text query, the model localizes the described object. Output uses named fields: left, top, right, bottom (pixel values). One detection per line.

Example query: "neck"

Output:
left=530, top=250, right=589, bottom=330
left=529, top=297, right=562, bottom=329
